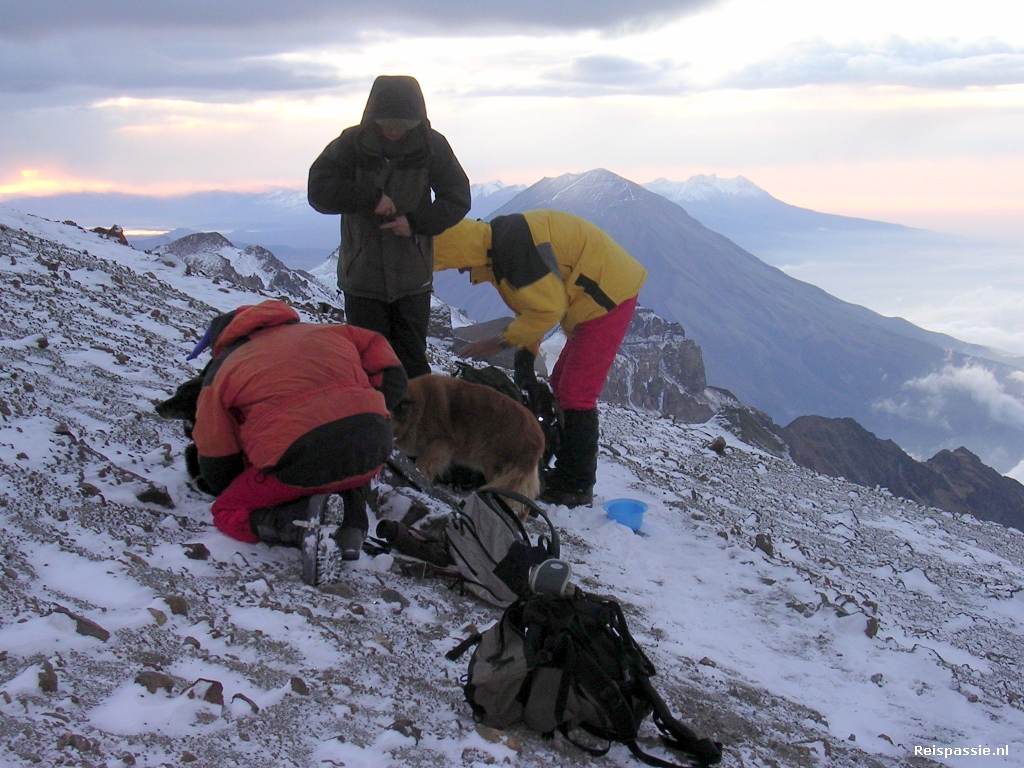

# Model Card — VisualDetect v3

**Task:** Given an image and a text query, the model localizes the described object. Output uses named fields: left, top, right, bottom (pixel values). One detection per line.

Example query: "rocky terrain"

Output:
left=1, top=210, right=1023, bottom=767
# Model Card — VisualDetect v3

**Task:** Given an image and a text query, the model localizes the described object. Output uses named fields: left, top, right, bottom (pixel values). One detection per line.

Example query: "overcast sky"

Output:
left=1, top=0, right=1023, bottom=241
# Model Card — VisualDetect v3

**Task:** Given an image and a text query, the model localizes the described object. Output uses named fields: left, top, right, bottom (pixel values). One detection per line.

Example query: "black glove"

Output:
left=513, top=347, right=537, bottom=390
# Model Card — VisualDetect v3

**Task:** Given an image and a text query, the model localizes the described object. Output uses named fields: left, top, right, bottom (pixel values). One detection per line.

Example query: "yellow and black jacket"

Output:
left=434, top=210, right=647, bottom=353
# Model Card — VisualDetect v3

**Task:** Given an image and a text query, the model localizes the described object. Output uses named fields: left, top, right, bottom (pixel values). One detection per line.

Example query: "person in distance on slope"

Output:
left=433, top=209, right=647, bottom=508
left=307, top=75, right=471, bottom=379
left=189, top=300, right=407, bottom=582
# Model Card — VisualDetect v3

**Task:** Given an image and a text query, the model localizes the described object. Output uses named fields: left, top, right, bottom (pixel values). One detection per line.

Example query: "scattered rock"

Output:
left=389, top=716, right=422, bottom=743
left=290, top=677, right=310, bottom=696
left=475, top=724, right=503, bottom=744
left=38, top=660, right=58, bottom=693
left=754, top=532, right=774, bottom=558
left=79, top=481, right=103, bottom=498
left=865, top=617, right=879, bottom=638
left=135, top=670, right=175, bottom=694
left=163, top=595, right=189, bottom=616
left=699, top=657, right=718, bottom=668
left=183, top=542, right=210, bottom=560
left=53, top=605, right=110, bottom=642
left=707, top=436, right=727, bottom=455
left=123, top=550, right=149, bottom=566
left=148, top=608, right=167, bottom=626
left=136, top=485, right=174, bottom=508
left=56, top=731, right=92, bottom=751
left=187, top=678, right=224, bottom=705
left=381, top=588, right=409, bottom=610
left=232, top=692, right=261, bottom=714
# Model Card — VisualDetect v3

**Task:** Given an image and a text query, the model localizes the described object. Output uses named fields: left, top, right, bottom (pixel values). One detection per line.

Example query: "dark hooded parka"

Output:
left=307, top=76, right=470, bottom=376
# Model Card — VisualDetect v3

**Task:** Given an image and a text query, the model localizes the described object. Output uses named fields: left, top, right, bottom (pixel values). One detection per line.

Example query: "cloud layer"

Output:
left=727, top=35, right=1024, bottom=89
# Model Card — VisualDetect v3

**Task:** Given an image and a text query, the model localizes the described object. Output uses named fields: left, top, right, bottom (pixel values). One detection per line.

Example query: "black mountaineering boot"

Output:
left=336, top=484, right=370, bottom=561
left=539, top=408, right=598, bottom=508
left=249, top=496, right=325, bottom=547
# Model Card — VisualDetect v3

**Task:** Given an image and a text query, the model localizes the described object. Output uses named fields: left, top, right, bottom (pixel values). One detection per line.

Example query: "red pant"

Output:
left=549, top=296, right=637, bottom=411
left=211, top=466, right=379, bottom=543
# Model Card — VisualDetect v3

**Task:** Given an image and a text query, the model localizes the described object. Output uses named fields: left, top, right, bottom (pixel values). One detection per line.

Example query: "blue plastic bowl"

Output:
left=603, top=498, right=648, bottom=532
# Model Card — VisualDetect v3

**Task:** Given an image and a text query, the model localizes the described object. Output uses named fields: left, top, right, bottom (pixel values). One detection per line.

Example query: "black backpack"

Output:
left=456, top=590, right=723, bottom=767
left=454, top=361, right=525, bottom=404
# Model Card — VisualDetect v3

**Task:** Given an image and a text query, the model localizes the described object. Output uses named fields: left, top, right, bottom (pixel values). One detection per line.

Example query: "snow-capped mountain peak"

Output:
left=645, top=174, right=768, bottom=202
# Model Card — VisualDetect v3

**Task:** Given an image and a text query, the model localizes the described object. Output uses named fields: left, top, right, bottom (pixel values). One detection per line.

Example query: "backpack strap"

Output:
left=445, top=631, right=482, bottom=662
left=477, top=488, right=560, bottom=557
left=623, top=738, right=694, bottom=768
left=640, top=676, right=724, bottom=766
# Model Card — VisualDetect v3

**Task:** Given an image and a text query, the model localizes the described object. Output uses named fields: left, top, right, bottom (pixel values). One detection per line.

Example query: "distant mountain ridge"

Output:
left=784, top=416, right=1024, bottom=530
left=3, top=182, right=531, bottom=272
left=641, top=174, right=910, bottom=245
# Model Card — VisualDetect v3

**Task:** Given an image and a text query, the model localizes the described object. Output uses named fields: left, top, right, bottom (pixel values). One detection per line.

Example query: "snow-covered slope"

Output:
left=1, top=207, right=1023, bottom=767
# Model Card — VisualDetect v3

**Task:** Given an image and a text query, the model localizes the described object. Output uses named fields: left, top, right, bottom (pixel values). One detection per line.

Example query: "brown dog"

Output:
left=391, top=374, right=545, bottom=520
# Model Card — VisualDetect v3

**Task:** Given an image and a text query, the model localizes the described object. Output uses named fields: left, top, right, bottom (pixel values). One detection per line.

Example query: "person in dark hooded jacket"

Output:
left=189, top=300, right=407, bottom=578
left=307, top=75, right=471, bottom=378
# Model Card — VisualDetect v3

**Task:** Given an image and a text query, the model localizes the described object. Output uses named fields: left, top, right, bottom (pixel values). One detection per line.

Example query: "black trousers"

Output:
left=343, top=291, right=432, bottom=378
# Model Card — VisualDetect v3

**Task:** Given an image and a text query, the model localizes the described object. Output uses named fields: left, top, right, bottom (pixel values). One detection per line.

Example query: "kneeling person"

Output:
left=190, top=300, right=407, bottom=580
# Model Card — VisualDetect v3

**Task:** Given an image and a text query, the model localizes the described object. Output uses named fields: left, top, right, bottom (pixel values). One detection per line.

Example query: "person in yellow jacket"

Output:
left=434, top=209, right=647, bottom=507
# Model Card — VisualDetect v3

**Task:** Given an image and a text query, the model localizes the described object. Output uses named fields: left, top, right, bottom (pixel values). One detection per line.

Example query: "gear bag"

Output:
left=454, top=361, right=525, bottom=404
left=459, top=590, right=723, bottom=767
left=445, top=488, right=560, bottom=607
left=378, top=457, right=560, bottom=608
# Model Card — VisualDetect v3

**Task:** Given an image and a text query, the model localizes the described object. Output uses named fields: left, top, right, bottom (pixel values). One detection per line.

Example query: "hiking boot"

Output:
left=545, top=408, right=599, bottom=506
left=376, top=519, right=453, bottom=567
left=299, top=494, right=340, bottom=587
left=336, top=526, right=366, bottom=562
left=251, top=495, right=324, bottom=547
left=539, top=486, right=594, bottom=508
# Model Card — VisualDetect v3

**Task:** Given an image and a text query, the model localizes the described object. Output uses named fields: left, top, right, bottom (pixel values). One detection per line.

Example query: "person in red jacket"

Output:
left=189, top=300, right=407, bottom=583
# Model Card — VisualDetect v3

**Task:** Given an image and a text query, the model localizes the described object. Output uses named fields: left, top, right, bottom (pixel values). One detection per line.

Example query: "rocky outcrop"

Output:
left=154, top=232, right=335, bottom=303
left=91, top=224, right=129, bottom=246
left=926, top=447, right=1024, bottom=529
left=602, top=307, right=714, bottom=423
left=783, top=415, right=1024, bottom=530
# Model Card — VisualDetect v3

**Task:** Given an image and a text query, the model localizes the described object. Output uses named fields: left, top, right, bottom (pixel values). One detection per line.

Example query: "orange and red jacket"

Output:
left=192, top=300, right=406, bottom=494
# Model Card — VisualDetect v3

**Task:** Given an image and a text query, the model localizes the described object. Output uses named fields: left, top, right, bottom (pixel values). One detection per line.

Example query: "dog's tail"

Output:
left=481, top=466, right=540, bottom=522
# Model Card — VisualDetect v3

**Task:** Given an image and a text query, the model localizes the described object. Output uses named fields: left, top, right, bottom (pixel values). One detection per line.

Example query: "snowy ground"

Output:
left=1, top=208, right=1023, bottom=768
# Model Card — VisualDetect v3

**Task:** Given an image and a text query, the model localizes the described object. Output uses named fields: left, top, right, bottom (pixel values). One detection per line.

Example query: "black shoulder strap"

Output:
left=640, top=676, right=723, bottom=766
left=478, top=488, right=560, bottom=558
